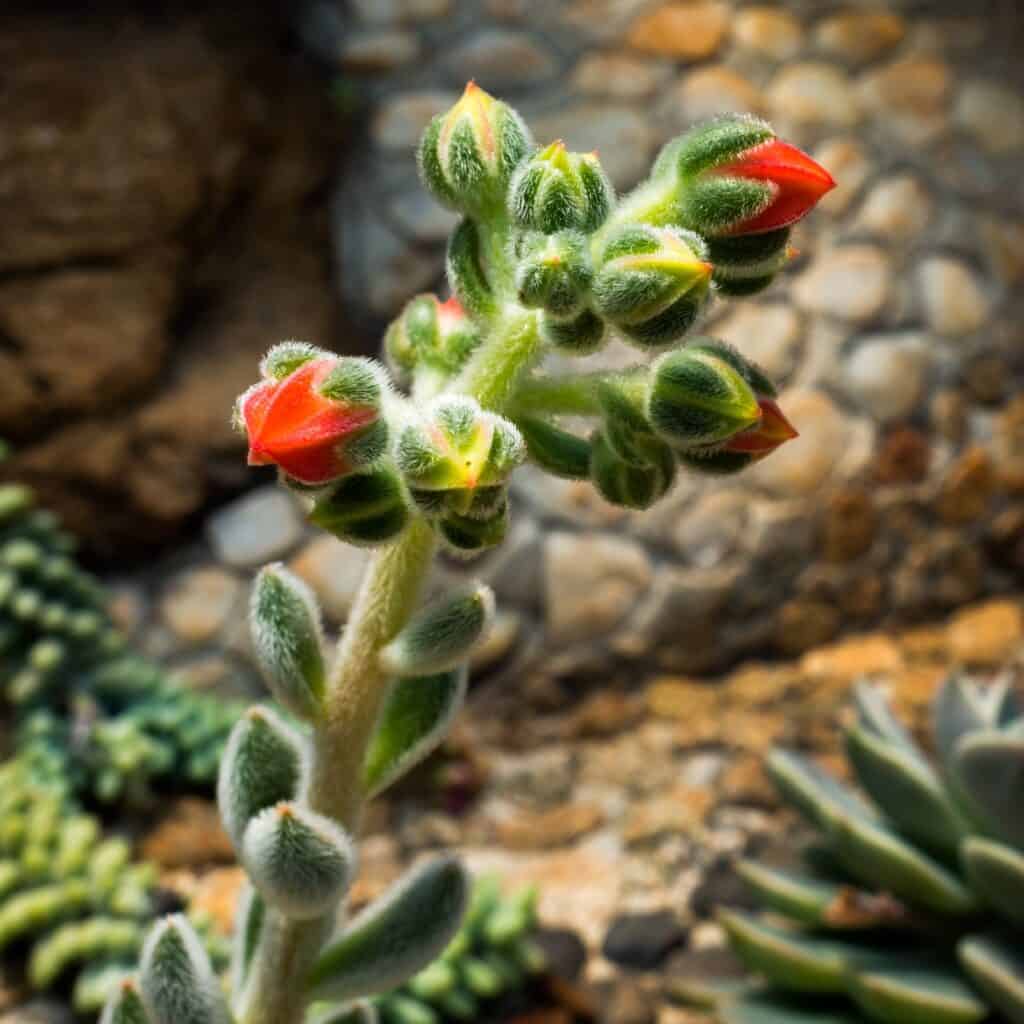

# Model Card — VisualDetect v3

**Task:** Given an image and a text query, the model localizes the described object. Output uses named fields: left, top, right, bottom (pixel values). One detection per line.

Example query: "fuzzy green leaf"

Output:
left=100, top=977, right=152, bottom=1024
left=962, top=837, right=1024, bottom=928
left=959, top=934, right=1024, bottom=1024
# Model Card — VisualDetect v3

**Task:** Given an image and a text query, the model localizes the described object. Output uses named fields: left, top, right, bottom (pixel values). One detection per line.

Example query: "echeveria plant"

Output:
left=102, top=85, right=833, bottom=1024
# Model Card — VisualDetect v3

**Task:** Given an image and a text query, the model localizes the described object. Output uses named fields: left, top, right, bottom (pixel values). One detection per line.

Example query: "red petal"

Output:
left=724, top=398, right=799, bottom=454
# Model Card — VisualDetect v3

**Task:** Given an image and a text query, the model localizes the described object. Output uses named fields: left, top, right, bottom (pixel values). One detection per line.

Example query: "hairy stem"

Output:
left=455, top=305, right=543, bottom=412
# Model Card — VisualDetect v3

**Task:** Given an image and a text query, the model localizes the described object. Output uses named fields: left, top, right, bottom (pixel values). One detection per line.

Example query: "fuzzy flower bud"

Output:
left=707, top=228, right=794, bottom=296
left=514, top=231, right=593, bottom=318
left=418, top=82, right=532, bottom=215
left=438, top=500, right=509, bottom=556
left=540, top=309, right=607, bottom=355
left=384, top=294, right=481, bottom=387
left=238, top=351, right=388, bottom=485
left=592, top=224, right=712, bottom=350
left=508, top=141, right=614, bottom=233
left=659, top=115, right=834, bottom=237
left=446, top=219, right=497, bottom=320
left=590, top=430, right=676, bottom=510
left=309, top=464, right=410, bottom=547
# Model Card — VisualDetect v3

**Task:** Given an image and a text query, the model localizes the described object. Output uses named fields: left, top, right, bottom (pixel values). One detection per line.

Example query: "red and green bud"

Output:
left=707, top=228, right=795, bottom=296
left=446, top=219, right=497, bottom=321
left=514, top=230, right=593, bottom=318
left=659, top=115, right=834, bottom=237
left=508, top=141, right=614, bottom=234
left=238, top=351, right=389, bottom=486
left=418, top=82, right=532, bottom=215
left=590, top=429, right=676, bottom=510
left=592, top=224, right=712, bottom=350
left=540, top=308, right=607, bottom=355
left=384, top=294, right=481, bottom=387
left=308, top=464, right=411, bottom=547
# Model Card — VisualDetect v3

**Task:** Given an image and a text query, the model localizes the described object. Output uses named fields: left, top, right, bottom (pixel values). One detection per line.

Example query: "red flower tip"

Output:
left=715, top=139, right=836, bottom=235
left=722, top=397, right=799, bottom=458
left=241, top=359, right=377, bottom=484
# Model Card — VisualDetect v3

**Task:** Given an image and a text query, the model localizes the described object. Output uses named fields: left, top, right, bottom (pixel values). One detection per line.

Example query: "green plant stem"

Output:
left=510, top=368, right=649, bottom=418
left=454, top=304, right=543, bottom=412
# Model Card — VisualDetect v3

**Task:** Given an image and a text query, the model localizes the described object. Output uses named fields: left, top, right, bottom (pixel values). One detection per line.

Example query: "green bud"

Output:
left=418, top=82, right=532, bottom=215
left=646, top=343, right=760, bottom=450
left=653, top=115, right=774, bottom=181
left=540, top=309, right=607, bottom=355
left=250, top=565, right=326, bottom=720
left=99, top=977, right=150, bottom=1024
left=384, top=294, right=481, bottom=386
left=242, top=802, right=355, bottom=921
left=260, top=341, right=329, bottom=381
left=446, top=219, right=497, bottom=320
left=380, top=584, right=494, bottom=677
left=309, top=465, right=410, bottom=547
left=515, top=415, right=592, bottom=480
left=514, top=230, right=592, bottom=318
left=677, top=448, right=759, bottom=476
left=230, top=885, right=265, bottom=995
left=590, top=430, right=676, bottom=510
left=438, top=501, right=509, bottom=556
left=707, top=227, right=792, bottom=296
left=592, top=224, right=712, bottom=350
left=596, top=375, right=659, bottom=467
left=508, top=140, right=614, bottom=233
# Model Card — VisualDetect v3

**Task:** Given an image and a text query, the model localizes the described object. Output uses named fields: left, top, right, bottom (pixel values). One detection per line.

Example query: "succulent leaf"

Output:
left=955, top=731, right=1024, bottom=850
left=847, top=963, right=987, bottom=1024
left=959, top=934, right=1024, bottom=1024
left=719, top=993, right=868, bottom=1024
left=100, top=978, right=151, bottom=1024
left=962, top=838, right=1024, bottom=927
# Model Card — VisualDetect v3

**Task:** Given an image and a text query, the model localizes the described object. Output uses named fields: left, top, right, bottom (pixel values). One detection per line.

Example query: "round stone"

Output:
left=350, top=0, right=452, bottom=21
left=812, top=137, right=872, bottom=216
left=954, top=79, right=1024, bottom=155
left=766, top=62, right=860, bottom=127
left=371, top=90, right=458, bottom=149
left=749, top=389, right=848, bottom=496
left=713, top=302, right=803, bottom=380
left=841, top=332, right=931, bottom=420
left=814, top=11, right=906, bottom=63
left=854, top=175, right=933, bottom=241
left=793, top=245, right=891, bottom=323
left=627, top=2, right=730, bottom=60
left=389, top=189, right=460, bottom=244
left=160, top=567, right=242, bottom=644
left=673, top=66, right=765, bottom=123
left=289, top=536, right=370, bottom=622
left=858, top=57, right=951, bottom=143
left=360, top=218, right=440, bottom=315
left=570, top=51, right=674, bottom=99
left=731, top=7, right=803, bottom=61
left=340, top=30, right=419, bottom=72
left=206, top=487, right=306, bottom=569
left=444, top=30, right=557, bottom=87
left=918, top=257, right=992, bottom=337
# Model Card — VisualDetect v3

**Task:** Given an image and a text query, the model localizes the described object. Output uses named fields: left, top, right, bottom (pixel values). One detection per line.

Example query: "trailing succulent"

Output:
left=0, top=480, right=241, bottom=805
left=688, top=675, right=1024, bottom=1024
left=102, top=87, right=834, bottom=1024
left=0, top=756, right=228, bottom=1016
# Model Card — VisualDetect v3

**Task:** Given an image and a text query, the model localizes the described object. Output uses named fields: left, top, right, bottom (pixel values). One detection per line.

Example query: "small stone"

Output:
left=602, top=980, right=656, bottom=1024
left=206, top=486, right=305, bottom=569
left=623, top=788, right=711, bottom=844
left=981, top=216, right=1024, bottom=285
left=954, top=80, right=1024, bottom=155
left=289, top=535, right=370, bottom=621
left=646, top=677, right=719, bottom=721
left=496, top=802, right=606, bottom=850
left=718, top=754, right=776, bottom=806
left=749, top=390, right=848, bottom=496
left=766, top=63, right=860, bottom=127
left=947, top=600, right=1024, bottom=667
left=994, top=396, right=1024, bottom=490
left=545, top=532, right=652, bottom=646
left=858, top=58, right=951, bottom=143
left=445, top=30, right=557, bottom=87
left=731, top=7, right=803, bottom=61
left=673, top=66, right=765, bottom=123
left=801, top=634, right=904, bottom=683
left=106, top=583, right=146, bottom=636
left=855, top=176, right=933, bottom=241
left=793, top=245, right=890, bottom=323
left=813, top=137, right=872, bottom=215
left=340, top=29, right=419, bottom=72
left=775, top=598, right=841, bottom=655
left=534, top=927, right=588, bottom=982
left=350, top=0, right=452, bottom=21
left=841, top=332, right=930, bottom=420
left=713, top=302, right=802, bottom=380
left=360, top=218, right=439, bottom=315
left=939, top=447, right=996, bottom=525
left=814, top=11, right=906, bottom=63
left=690, top=857, right=757, bottom=919
left=918, top=257, right=992, bottom=337
left=603, top=910, right=687, bottom=969
left=571, top=52, right=674, bottom=99
left=0, top=1002, right=75, bottom=1024
left=571, top=690, right=644, bottom=738
left=160, top=567, right=241, bottom=644
left=389, top=189, right=460, bottom=244
left=823, top=489, right=876, bottom=562
left=874, top=426, right=931, bottom=484
left=627, top=2, right=730, bottom=60
left=671, top=490, right=750, bottom=567
left=188, top=866, right=247, bottom=935
left=140, top=798, right=235, bottom=869
left=371, top=90, right=458, bottom=149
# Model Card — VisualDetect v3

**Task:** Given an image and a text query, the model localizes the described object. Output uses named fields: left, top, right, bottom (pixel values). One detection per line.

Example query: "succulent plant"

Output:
left=692, top=675, right=1024, bottom=1024
left=0, top=479, right=242, bottom=805
left=0, top=756, right=229, bottom=1016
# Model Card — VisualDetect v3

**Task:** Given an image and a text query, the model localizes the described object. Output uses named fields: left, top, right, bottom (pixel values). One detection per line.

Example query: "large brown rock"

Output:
left=0, top=6, right=342, bottom=560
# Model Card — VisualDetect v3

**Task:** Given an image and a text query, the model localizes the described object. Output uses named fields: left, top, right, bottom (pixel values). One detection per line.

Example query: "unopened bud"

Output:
left=418, top=82, right=532, bottom=215
left=592, top=225, right=712, bottom=350
left=508, top=141, right=614, bottom=233
left=309, top=464, right=410, bottom=547
left=447, top=219, right=497, bottom=320
left=385, top=295, right=481, bottom=387
left=708, top=228, right=793, bottom=296
left=514, top=231, right=592, bottom=317
left=590, top=430, right=676, bottom=510
left=540, top=309, right=607, bottom=355
left=438, top=501, right=509, bottom=556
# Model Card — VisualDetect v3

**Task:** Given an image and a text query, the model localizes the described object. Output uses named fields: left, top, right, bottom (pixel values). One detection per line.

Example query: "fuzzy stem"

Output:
left=454, top=304, right=543, bottom=412
left=510, top=368, right=649, bottom=418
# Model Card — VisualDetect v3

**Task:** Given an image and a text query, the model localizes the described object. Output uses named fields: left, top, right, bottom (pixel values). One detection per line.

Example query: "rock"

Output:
left=160, top=567, right=242, bottom=644
left=947, top=600, right=1024, bottom=667
left=0, top=1002, right=74, bottom=1024
left=874, top=426, right=931, bottom=484
left=858, top=57, right=951, bottom=143
left=602, top=910, right=687, bottom=969
left=496, top=802, right=606, bottom=851
left=545, top=532, right=652, bottom=646
left=841, top=332, right=930, bottom=420
left=571, top=52, right=673, bottom=99
left=371, top=89, right=458, bottom=149
left=671, top=490, right=751, bottom=568
left=140, top=797, right=235, bottom=869
left=855, top=176, right=933, bottom=241
left=731, top=7, right=803, bottom=61
left=340, top=29, right=420, bottom=72
left=571, top=690, right=645, bottom=738
left=602, top=980, right=657, bottom=1024
left=766, top=63, right=860, bottom=128
left=206, top=486, right=305, bottom=569
left=823, top=489, right=877, bottom=562
left=188, top=866, right=247, bottom=934
left=814, top=11, right=906, bottom=63
left=627, top=3, right=729, bottom=61
left=801, top=634, right=903, bottom=683
left=289, top=535, right=370, bottom=621
left=813, top=137, right=872, bottom=216
left=918, top=257, right=992, bottom=337
left=954, top=80, right=1024, bottom=155
left=389, top=188, right=460, bottom=244
left=671, top=66, right=765, bottom=124
left=713, top=302, right=802, bottom=381
left=444, top=30, right=557, bottom=87
left=981, top=216, right=1024, bottom=285
left=622, top=788, right=711, bottom=844
left=749, top=390, right=848, bottom=496
left=793, top=245, right=890, bottom=324
left=689, top=857, right=757, bottom=919
left=775, top=598, right=841, bottom=655
left=534, top=927, right=588, bottom=982
left=938, top=447, right=996, bottom=525
left=350, top=0, right=453, bottom=22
